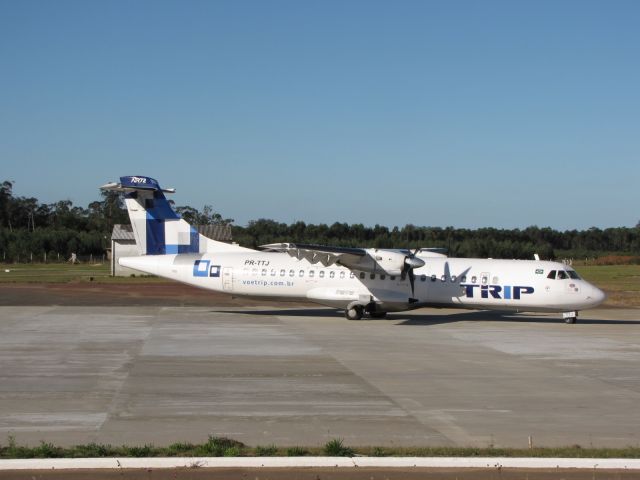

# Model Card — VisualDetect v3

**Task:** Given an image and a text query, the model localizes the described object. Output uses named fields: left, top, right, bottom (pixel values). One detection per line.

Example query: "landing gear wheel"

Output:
left=369, top=312, right=387, bottom=319
left=345, top=305, right=364, bottom=320
left=565, top=316, right=577, bottom=324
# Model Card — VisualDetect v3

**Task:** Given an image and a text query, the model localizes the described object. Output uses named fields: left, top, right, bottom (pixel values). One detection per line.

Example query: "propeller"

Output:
left=401, top=248, right=425, bottom=301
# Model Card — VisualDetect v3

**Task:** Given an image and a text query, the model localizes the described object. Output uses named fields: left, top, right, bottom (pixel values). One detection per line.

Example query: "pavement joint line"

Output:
left=1, top=457, right=640, bottom=470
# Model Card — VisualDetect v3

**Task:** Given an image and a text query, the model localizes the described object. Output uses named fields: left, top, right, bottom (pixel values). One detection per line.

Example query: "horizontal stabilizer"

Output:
left=101, top=176, right=176, bottom=194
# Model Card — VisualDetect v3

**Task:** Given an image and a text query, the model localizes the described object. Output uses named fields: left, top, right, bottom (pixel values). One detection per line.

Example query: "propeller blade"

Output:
left=402, top=249, right=423, bottom=301
left=409, top=267, right=415, bottom=298
left=397, top=247, right=426, bottom=302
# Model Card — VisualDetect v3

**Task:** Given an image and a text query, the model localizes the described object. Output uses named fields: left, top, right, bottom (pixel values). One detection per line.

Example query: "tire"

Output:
left=345, top=305, right=364, bottom=320
left=564, top=316, right=577, bottom=324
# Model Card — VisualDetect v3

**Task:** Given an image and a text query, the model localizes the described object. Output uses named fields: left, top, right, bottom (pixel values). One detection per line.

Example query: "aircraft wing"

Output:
left=259, top=243, right=366, bottom=268
left=260, top=242, right=428, bottom=299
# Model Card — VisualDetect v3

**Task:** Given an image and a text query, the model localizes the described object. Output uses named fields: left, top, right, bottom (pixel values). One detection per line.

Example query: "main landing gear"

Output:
left=344, top=304, right=388, bottom=320
left=563, top=311, right=578, bottom=324
left=345, top=305, right=364, bottom=320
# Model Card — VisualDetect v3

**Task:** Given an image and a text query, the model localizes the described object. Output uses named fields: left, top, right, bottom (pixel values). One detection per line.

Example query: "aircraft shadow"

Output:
left=211, top=308, right=640, bottom=325
left=210, top=308, right=338, bottom=318
left=395, top=311, right=640, bottom=326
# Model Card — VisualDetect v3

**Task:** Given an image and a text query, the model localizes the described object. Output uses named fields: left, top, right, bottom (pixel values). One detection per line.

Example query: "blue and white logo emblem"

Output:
left=193, top=260, right=210, bottom=277
left=193, top=260, right=221, bottom=277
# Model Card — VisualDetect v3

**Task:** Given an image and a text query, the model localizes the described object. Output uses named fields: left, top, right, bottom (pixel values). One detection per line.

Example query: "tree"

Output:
left=0, top=180, right=14, bottom=230
left=175, top=205, right=234, bottom=226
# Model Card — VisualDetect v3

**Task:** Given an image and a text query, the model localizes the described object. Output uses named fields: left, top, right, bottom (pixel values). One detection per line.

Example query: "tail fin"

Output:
left=101, top=175, right=250, bottom=255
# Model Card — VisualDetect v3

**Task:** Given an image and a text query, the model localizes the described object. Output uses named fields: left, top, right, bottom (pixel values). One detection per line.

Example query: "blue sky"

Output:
left=1, top=0, right=638, bottom=229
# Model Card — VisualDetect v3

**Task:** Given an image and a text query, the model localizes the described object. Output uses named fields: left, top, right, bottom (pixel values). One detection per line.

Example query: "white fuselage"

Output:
left=120, top=251, right=606, bottom=314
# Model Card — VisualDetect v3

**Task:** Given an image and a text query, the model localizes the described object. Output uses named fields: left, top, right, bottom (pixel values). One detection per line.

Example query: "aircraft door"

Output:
left=222, top=267, right=233, bottom=291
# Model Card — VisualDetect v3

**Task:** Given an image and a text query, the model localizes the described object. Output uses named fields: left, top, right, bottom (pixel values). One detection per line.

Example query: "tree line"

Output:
left=1, top=180, right=639, bottom=262
left=233, top=220, right=640, bottom=261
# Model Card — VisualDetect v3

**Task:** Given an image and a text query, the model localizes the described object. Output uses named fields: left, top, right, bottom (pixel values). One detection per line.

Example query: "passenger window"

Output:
left=350, top=272, right=355, bottom=278
left=431, top=274, right=436, bottom=282
left=280, top=269, right=285, bottom=276
left=319, top=270, right=325, bottom=278
left=441, top=275, right=446, bottom=282
left=330, top=271, right=335, bottom=279
left=271, top=269, right=276, bottom=276
left=370, top=273, right=376, bottom=280
left=340, top=271, right=346, bottom=279
left=557, top=271, right=568, bottom=280
left=252, top=268, right=258, bottom=276
left=289, top=269, right=295, bottom=277
left=261, top=269, right=267, bottom=276
left=471, top=276, right=477, bottom=283
left=299, top=270, right=304, bottom=277
left=451, top=275, right=457, bottom=282
left=390, top=275, right=396, bottom=280
left=381, top=274, right=386, bottom=280
left=481, top=276, right=488, bottom=285
left=461, top=275, right=467, bottom=283
left=360, top=272, right=365, bottom=279
left=309, top=270, right=314, bottom=278
left=492, top=276, right=498, bottom=284
left=547, top=270, right=556, bottom=280
left=420, top=275, right=426, bottom=282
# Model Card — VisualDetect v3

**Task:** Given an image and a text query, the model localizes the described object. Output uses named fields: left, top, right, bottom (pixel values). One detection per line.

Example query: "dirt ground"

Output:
left=0, top=467, right=636, bottom=480
left=0, top=282, right=313, bottom=307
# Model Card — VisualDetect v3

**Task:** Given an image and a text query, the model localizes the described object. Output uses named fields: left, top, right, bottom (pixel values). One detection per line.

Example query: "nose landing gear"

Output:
left=563, top=311, right=578, bottom=324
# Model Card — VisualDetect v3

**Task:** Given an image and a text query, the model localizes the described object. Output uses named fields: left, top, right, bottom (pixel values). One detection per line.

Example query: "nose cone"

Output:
left=405, top=257, right=425, bottom=268
left=585, top=284, right=607, bottom=308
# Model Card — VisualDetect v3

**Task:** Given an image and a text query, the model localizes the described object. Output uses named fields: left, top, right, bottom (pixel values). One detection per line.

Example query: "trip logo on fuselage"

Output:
left=461, top=284, right=534, bottom=300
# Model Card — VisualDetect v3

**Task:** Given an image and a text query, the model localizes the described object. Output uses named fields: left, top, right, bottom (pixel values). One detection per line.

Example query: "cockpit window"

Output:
left=547, top=269, right=580, bottom=280
left=567, top=270, right=581, bottom=279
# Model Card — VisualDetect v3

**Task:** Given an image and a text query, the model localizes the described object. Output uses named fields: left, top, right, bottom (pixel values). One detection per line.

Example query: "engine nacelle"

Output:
left=350, top=249, right=423, bottom=276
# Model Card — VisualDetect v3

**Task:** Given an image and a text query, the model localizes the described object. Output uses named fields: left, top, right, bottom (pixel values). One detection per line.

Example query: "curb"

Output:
left=1, top=457, right=639, bottom=470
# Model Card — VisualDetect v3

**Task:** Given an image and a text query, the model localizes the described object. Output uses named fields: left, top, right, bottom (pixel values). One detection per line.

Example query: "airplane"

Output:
left=101, top=175, right=606, bottom=324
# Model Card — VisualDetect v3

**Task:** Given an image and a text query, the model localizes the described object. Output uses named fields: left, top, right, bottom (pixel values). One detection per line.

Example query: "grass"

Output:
left=0, top=262, right=110, bottom=283
left=1, top=436, right=640, bottom=459
left=286, top=446, right=309, bottom=456
left=254, top=444, right=279, bottom=456
left=574, top=264, right=640, bottom=307
left=194, top=436, right=246, bottom=457
left=0, top=262, right=165, bottom=284
left=323, top=438, right=355, bottom=457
